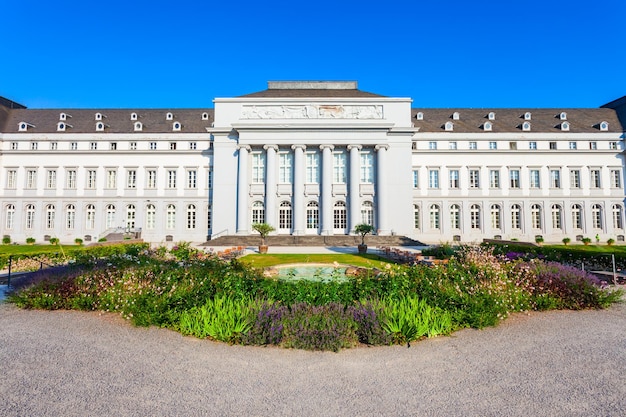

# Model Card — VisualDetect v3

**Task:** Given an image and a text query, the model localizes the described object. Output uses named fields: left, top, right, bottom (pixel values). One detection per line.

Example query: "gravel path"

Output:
left=1, top=299, right=625, bottom=417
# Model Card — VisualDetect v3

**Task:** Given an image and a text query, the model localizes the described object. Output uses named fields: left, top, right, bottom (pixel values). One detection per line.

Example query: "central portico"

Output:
left=208, top=81, right=415, bottom=238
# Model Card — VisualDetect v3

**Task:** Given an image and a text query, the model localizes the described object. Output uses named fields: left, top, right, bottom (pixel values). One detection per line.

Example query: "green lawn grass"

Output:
left=544, top=244, right=626, bottom=254
left=240, top=253, right=393, bottom=269
left=0, top=244, right=86, bottom=256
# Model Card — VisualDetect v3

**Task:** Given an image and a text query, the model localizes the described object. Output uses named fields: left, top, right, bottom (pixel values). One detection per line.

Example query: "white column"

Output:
left=375, top=144, right=389, bottom=235
left=264, top=145, right=278, bottom=228
left=292, top=145, right=306, bottom=235
left=348, top=145, right=362, bottom=232
left=236, top=145, right=250, bottom=234
left=320, top=145, right=334, bottom=235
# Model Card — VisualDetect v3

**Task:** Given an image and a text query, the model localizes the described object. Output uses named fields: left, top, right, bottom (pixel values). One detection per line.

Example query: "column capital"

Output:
left=263, top=144, right=279, bottom=152
left=237, top=144, right=251, bottom=152
left=319, top=144, right=335, bottom=151
left=291, top=144, right=307, bottom=151
left=347, top=144, right=362, bottom=151
left=375, top=144, right=389, bottom=151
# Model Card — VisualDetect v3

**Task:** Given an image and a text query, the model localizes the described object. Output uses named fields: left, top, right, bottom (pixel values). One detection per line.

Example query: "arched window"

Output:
left=413, top=204, right=420, bottom=229
left=306, top=201, right=319, bottom=230
left=166, top=204, right=176, bottom=229
left=612, top=204, right=623, bottom=229
left=531, top=204, right=542, bottom=229
left=106, top=204, right=116, bottom=229
left=186, top=204, right=196, bottom=229
left=592, top=204, right=603, bottom=229
left=279, top=201, right=292, bottom=230
left=450, top=204, right=461, bottom=230
left=146, top=204, right=156, bottom=230
left=572, top=204, right=583, bottom=230
left=66, top=204, right=76, bottom=230
left=490, top=204, right=501, bottom=230
left=470, top=204, right=481, bottom=230
left=252, top=201, right=265, bottom=224
left=25, top=204, right=35, bottom=229
left=45, top=204, right=55, bottom=229
left=85, top=204, right=96, bottom=230
left=126, top=204, right=136, bottom=230
left=333, top=201, right=347, bottom=230
left=361, top=201, right=374, bottom=226
left=429, top=204, right=440, bottom=230
left=207, top=203, right=212, bottom=230
left=511, top=204, right=522, bottom=230
left=5, top=204, right=15, bottom=230
left=551, top=204, right=562, bottom=230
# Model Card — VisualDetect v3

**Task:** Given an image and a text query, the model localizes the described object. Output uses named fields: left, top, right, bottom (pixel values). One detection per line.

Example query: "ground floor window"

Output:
left=361, top=201, right=374, bottom=226
left=252, top=201, right=265, bottom=224
left=279, top=201, right=292, bottom=230
left=413, top=205, right=420, bottom=229
left=187, top=204, right=196, bottom=229
left=306, top=201, right=319, bottom=229
left=333, top=201, right=347, bottom=230
left=146, top=204, right=156, bottom=229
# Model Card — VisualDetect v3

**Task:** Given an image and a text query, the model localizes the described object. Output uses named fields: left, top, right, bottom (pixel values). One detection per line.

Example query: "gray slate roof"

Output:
left=239, top=88, right=385, bottom=98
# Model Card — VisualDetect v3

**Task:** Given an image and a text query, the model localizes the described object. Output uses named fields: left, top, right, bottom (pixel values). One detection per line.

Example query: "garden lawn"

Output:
left=0, top=244, right=87, bottom=256
left=240, top=253, right=392, bottom=269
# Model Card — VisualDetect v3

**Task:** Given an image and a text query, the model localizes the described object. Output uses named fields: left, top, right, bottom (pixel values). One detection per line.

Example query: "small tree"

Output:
left=535, top=235, right=544, bottom=245
left=49, top=237, right=59, bottom=245
left=607, top=238, right=615, bottom=246
left=75, top=238, right=84, bottom=246
left=26, top=237, right=36, bottom=245
left=2, top=236, right=10, bottom=245
left=562, top=237, right=571, bottom=246
left=582, top=237, right=592, bottom=246
left=252, top=223, right=275, bottom=246
left=354, top=223, right=374, bottom=246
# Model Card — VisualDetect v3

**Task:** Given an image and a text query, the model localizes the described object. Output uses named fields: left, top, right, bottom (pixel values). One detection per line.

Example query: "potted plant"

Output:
left=562, top=237, right=571, bottom=246
left=534, top=235, right=544, bottom=245
left=75, top=238, right=84, bottom=246
left=607, top=238, right=615, bottom=246
left=582, top=237, right=592, bottom=246
left=2, top=236, right=10, bottom=245
left=354, top=223, right=374, bottom=254
left=252, top=223, right=275, bottom=254
left=26, top=237, right=36, bottom=245
left=49, top=237, right=59, bottom=245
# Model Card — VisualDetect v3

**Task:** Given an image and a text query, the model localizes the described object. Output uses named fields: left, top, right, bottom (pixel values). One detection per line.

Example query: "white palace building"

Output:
left=0, top=81, right=625, bottom=244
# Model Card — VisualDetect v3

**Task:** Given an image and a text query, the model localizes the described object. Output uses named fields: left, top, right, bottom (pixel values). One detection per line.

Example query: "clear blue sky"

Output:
left=2, top=0, right=625, bottom=109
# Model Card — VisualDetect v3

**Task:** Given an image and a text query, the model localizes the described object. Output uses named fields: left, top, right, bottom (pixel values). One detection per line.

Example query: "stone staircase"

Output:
left=203, top=235, right=425, bottom=247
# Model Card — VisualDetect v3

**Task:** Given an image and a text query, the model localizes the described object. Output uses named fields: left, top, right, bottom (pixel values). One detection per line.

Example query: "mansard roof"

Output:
left=411, top=108, right=623, bottom=133
left=1, top=108, right=215, bottom=134
left=239, top=81, right=385, bottom=98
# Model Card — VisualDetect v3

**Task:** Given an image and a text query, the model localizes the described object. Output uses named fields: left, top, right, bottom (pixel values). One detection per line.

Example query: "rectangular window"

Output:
left=66, top=169, right=77, bottom=189
left=489, top=141, right=497, bottom=150
left=147, top=169, right=157, bottom=189
left=428, top=141, right=437, bottom=150
left=187, top=169, right=197, bottom=188
left=279, top=153, right=293, bottom=184
left=360, top=152, right=374, bottom=183
left=529, top=142, right=537, bottom=150
left=412, top=170, right=419, bottom=188
left=590, top=169, right=601, bottom=188
left=469, top=141, right=477, bottom=150
left=106, top=170, right=117, bottom=189
left=86, top=170, right=97, bottom=189
left=610, top=169, right=622, bottom=188
left=489, top=169, right=500, bottom=188
left=449, top=169, right=459, bottom=189
left=71, top=142, right=78, bottom=150
left=428, top=169, right=439, bottom=189
left=570, top=170, right=581, bottom=188
left=550, top=169, right=561, bottom=188
left=150, top=142, right=157, bottom=150
left=509, top=169, right=521, bottom=188
left=207, top=169, right=213, bottom=189
left=569, top=141, right=577, bottom=150
left=448, top=141, right=457, bottom=150
left=169, top=142, right=177, bottom=150
left=46, top=170, right=57, bottom=189
left=509, top=142, right=517, bottom=150
left=530, top=169, right=541, bottom=188
left=469, top=169, right=480, bottom=189
left=26, top=169, right=37, bottom=189
left=333, top=152, right=347, bottom=183
left=129, top=142, right=137, bottom=150
left=306, top=152, right=320, bottom=183
left=30, top=142, right=38, bottom=150
left=609, top=142, right=618, bottom=150
left=549, top=142, right=557, bottom=150
left=50, top=142, right=58, bottom=150
left=10, top=142, right=18, bottom=150
left=167, top=170, right=177, bottom=189
left=6, top=170, right=17, bottom=189
left=590, top=142, right=597, bottom=150
left=189, top=142, right=197, bottom=150
left=252, top=153, right=266, bottom=184
left=126, top=170, right=137, bottom=189
left=90, top=142, right=97, bottom=150
left=110, top=142, right=117, bottom=150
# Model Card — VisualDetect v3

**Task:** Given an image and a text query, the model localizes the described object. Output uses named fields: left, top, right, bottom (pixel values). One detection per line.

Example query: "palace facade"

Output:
left=0, top=82, right=624, bottom=244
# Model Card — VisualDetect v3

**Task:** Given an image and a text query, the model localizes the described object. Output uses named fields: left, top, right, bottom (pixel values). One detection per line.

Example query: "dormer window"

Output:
left=488, top=112, right=495, bottom=120
left=166, top=112, right=174, bottom=120
left=522, top=121, right=531, bottom=131
left=57, top=122, right=72, bottom=132
left=416, top=112, right=424, bottom=120
left=134, top=121, right=143, bottom=131
left=560, top=121, right=570, bottom=131
left=600, top=121, right=609, bottom=131
left=444, top=121, right=454, bottom=131
left=130, top=113, right=138, bottom=121
left=173, top=122, right=181, bottom=131
left=202, top=112, right=209, bottom=120
left=95, top=112, right=106, bottom=121
left=484, top=122, right=493, bottom=131
left=59, top=112, right=71, bottom=121
left=18, top=122, right=34, bottom=132
left=96, top=122, right=105, bottom=132
left=524, top=112, right=532, bottom=120
left=559, top=112, right=567, bottom=120
left=452, top=112, right=460, bottom=120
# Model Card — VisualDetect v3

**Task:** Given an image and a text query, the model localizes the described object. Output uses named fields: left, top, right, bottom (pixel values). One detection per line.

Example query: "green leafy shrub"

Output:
left=562, top=237, right=571, bottom=245
left=2, top=236, right=11, bottom=245
left=347, top=301, right=392, bottom=345
left=26, top=237, right=35, bottom=245
left=74, top=238, right=83, bottom=246
left=242, top=301, right=288, bottom=345
left=49, top=238, right=59, bottom=245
